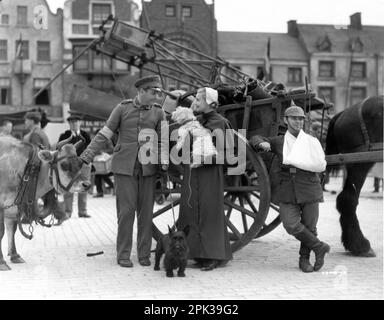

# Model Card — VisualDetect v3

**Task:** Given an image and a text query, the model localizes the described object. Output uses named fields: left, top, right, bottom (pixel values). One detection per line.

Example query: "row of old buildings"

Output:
left=0, top=0, right=383, bottom=124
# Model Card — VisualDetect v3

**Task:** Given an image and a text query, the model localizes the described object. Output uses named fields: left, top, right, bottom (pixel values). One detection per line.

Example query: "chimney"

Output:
left=349, top=12, right=362, bottom=30
left=287, top=20, right=298, bottom=37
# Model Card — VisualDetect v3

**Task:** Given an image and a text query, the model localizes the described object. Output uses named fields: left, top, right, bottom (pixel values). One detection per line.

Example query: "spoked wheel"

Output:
left=224, top=141, right=271, bottom=252
left=152, top=140, right=272, bottom=253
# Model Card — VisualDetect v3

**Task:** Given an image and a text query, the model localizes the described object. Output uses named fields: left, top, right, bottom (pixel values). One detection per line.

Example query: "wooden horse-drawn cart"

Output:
left=49, top=16, right=384, bottom=254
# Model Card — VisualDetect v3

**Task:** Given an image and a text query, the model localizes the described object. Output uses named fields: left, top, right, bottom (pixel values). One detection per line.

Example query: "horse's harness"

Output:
left=2, top=145, right=82, bottom=240
left=357, top=98, right=383, bottom=152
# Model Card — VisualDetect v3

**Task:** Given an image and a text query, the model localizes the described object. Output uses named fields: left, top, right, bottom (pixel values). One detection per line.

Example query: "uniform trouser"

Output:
left=279, top=202, right=319, bottom=257
left=114, top=169, right=155, bottom=262
left=63, top=192, right=87, bottom=217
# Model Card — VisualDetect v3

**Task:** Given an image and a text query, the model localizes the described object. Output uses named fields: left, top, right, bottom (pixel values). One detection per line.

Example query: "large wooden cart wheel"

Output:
left=152, top=139, right=272, bottom=253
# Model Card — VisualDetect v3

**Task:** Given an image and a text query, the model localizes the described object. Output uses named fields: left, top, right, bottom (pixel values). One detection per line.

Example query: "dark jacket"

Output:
left=58, top=129, right=91, bottom=156
left=250, top=134, right=323, bottom=204
left=177, top=111, right=233, bottom=261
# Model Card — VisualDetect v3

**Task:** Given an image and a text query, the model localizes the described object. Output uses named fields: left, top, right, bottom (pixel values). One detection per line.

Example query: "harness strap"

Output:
left=15, top=145, right=42, bottom=240
left=357, top=98, right=370, bottom=152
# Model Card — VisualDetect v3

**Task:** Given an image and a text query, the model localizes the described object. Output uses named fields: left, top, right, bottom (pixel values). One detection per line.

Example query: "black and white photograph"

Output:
left=0, top=0, right=383, bottom=303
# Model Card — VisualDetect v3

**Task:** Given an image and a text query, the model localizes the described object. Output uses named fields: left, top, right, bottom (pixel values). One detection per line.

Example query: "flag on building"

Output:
left=15, top=33, right=23, bottom=59
left=264, top=37, right=271, bottom=81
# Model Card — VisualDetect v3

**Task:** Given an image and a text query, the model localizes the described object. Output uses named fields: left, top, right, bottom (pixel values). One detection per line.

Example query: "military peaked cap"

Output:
left=134, top=75, right=162, bottom=89
left=67, top=114, right=82, bottom=122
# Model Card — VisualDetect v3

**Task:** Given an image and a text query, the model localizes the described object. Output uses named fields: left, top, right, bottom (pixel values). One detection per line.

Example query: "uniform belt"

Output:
left=281, top=167, right=313, bottom=174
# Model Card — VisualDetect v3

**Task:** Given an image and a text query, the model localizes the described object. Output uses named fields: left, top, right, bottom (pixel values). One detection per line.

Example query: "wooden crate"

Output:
left=93, top=156, right=112, bottom=174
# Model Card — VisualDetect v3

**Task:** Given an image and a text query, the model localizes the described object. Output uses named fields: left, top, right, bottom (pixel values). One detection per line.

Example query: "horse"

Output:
left=325, top=95, right=383, bottom=257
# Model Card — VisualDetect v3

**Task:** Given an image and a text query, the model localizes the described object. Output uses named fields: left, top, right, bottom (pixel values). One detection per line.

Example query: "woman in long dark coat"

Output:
left=177, top=87, right=233, bottom=271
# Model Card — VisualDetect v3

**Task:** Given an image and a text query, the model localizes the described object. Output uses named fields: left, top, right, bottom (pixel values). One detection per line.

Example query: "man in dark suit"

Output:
left=80, top=75, right=169, bottom=268
left=57, top=114, right=91, bottom=223
left=250, top=104, right=330, bottom=273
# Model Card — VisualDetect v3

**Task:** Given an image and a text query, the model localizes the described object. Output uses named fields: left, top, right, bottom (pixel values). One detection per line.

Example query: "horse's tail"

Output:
left=325, top=111, right=343, bottom=174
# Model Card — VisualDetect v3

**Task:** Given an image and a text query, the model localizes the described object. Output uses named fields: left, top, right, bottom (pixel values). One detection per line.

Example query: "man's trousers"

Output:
left=114, top=168, right=155, bottom=262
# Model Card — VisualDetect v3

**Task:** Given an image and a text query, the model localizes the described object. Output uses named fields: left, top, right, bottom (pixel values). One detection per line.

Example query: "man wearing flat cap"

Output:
left=56, top=114, right=91, bottom=223
left=250, top=100, right=330, bottom=273
left=80, top=75, right=169, bottom=268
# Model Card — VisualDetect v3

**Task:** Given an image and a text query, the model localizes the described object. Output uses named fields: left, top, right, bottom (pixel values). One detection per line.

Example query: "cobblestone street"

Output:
left=0, top=177, right=382, bottom=300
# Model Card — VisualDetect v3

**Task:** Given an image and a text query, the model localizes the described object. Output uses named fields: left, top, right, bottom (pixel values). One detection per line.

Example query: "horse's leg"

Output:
left=336, top=163, right=376, bottom=257
left=0, top=209, right=11, bottom=271
left=5, top=217, right=25, bottom=263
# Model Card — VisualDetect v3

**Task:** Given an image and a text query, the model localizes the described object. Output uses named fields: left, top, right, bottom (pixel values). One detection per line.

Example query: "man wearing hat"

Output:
left=56, top=114, right=91, bottom=223
left=250, top=101, right=330, bottom=273
left=79, top=75, right=169, bottom=268
left=23, top=111, right=50, bottom=148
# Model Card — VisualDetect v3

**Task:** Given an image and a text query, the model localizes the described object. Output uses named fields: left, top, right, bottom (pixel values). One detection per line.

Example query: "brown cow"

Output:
left=0, top=135, right=91, bottom=271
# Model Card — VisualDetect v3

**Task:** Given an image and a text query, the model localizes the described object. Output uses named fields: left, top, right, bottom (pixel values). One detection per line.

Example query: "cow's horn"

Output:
left=56, top=134, right=74, bottom=150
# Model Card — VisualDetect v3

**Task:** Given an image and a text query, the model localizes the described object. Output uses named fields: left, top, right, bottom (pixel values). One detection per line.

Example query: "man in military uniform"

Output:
left=250, top=104, right=330, bottom=273
left=80, top=75, right=169, bottom=268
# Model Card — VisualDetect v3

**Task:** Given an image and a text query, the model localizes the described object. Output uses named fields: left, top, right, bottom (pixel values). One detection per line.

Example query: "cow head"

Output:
left=37, top=135, right=91, bottom=193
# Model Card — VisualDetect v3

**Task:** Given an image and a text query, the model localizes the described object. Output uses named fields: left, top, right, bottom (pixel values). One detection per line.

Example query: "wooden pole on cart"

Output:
left=305, top=76, right=312, bottom=133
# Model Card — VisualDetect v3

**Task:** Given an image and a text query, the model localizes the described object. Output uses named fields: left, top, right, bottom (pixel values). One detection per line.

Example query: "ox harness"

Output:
left=2, top=145, right=83, bottom=240
left=10, top=145, right=51, bottom=240
left=49, top=152, right=82, bottom=194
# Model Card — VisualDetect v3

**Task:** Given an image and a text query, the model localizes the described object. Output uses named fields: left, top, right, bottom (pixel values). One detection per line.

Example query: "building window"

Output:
left=351, top=62, right=366, bottom=79
left=92, top=3, right=112, bottom=24
left=72, top=24, right=89, bottom=35
left=0, top=40, right=7, bottom=61
left=37, top=41, right=50, bottom=62
left=17, top=6, right=28, bottom=26
left=165, top=5, right=176, bottom=17
left=318, top=61, right=335, bottom=78
left=33, top=78, right=50, bottom=105
left=15, top=40, right=29, bottom=59
left=318, top=86, right=334, bottom=103
left=182, top=6, right=192, bottom=18
left=1, top=14, right=9, bottom=25
left=92, top=51, right=111, bottom=71
left=73, top=45, right=89, bottom=70
left=0, top=78, right=11, bottom=105
left=287, top=67, right=302, bottom=84
left=350, top=87, right=366, bottom=106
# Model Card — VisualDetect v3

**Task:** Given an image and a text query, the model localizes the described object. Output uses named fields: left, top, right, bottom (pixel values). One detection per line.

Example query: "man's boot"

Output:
left=299, top=242, right=314, bottom=273
left=312, top=241, right=331, bottom=271
left=295, top=228, right=330, bottom=272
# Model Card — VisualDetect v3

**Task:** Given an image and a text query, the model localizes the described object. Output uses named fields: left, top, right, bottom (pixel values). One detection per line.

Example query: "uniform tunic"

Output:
left=177, top=111, right=233, bottom=261
left=250, top=134, right=323, bottom=236
left=250, top=135, right=323, bottom=204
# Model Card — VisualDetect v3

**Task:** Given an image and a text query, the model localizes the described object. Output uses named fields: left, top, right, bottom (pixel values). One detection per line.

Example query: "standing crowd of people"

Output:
left=1, top=75, right=381, bottom=274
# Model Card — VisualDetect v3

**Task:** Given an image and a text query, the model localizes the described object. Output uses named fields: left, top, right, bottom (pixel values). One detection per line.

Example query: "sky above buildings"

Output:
left=45, top=0, right=384, bottom=33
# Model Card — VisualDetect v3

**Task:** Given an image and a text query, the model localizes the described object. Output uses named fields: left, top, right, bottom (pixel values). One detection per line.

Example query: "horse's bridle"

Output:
left=49, top=152, right=83, bottom=193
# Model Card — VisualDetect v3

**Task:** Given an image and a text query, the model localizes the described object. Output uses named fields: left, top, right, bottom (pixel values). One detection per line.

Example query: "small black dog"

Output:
left=154, top=225, right=190, bottom=277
